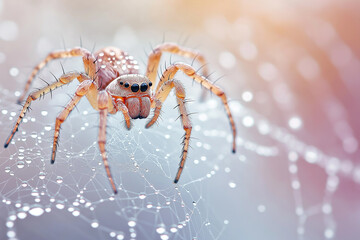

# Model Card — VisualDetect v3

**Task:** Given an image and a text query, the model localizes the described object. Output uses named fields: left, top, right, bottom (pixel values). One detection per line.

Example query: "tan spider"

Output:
left=4, top=43, right=237, bottom=194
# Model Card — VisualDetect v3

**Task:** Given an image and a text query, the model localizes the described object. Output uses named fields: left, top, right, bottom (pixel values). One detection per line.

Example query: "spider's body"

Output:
left=4, top=43, right=237, bottom=194
left=94, top=47, right=139, bottom=90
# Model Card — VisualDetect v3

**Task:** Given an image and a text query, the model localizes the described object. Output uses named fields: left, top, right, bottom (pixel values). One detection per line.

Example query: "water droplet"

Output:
left=39, top=172, right=46, bottom=180
left=31, top=132, right=38, bottom=138
left=258, top=62, right=278, bottom=81
left=116, top=232, right=125, bottom=240
left=7, top=230, right=16, bottom=238
left=44, top=125, right=51, bottom=131
left=292, top=180, right=301, bottom=189
left=322, top=204, right=332, bottom=214
left=305, top=148, right=318, bottom=163
left=25, top=158, right=32, bottom=164
left=91, top=221, right=99, bottom=228
left=257, top=205, right=266, bottom=213
left=18, top=152, right=24, bottom=160
left=198, top=113, right=208, bottom=121
left=31, top=190, right=39, bottom=197
left=156, top=224, right=166, bottom=234
left=56, top=203, right=64, bottom=209
left=17, top=161, right=24, bottom=169
left=242, top=116, right=254, bottom=127
left=160, top=234, right=169, bottom=240
left=239, top=41, right=258, bottom=60
left=219, top=51, right=236, bottom=69
left=242, top=91, right=253, bottom=102
left=324, top=228, right=334, bottom=239
left=17, top=211, right=27, bottom=219
left=29, top=207, right=44, bottom=216
left=21, top=181, right=28, bottom=187
left=288, top=116, right=302, bottom=130
left=41, top=111, right=48, bottom=116
left=128, top=219, right=136, bottom=227
left=9, top=67, right=19, bottom=76
left=56, top=176, right=63, bottom=184
left=6, top=221, right=14, bottom=228
left=5, top=167, right=10, bottom=173
left=170, top=226, right=178, bottom=233
left=0, top=21, right=19, bottom=41
left=228, top=181, right=237, bottom=188
left=139, top=193, right=146, bottom=199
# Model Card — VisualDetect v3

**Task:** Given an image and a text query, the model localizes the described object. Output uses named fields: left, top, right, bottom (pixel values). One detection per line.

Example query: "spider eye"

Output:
left=140, top=83, right=148, bottom=92
left=149, top=82, right=153, bottom=87
left=124, top=82, right=129, bottom=88
left=119, top=81, right=123, bottom=85
left=131, top=83, right=139, bottom=92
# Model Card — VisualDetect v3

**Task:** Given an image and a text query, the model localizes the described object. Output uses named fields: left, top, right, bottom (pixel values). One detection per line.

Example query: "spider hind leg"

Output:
left=17, top=47, right=95, bottom=104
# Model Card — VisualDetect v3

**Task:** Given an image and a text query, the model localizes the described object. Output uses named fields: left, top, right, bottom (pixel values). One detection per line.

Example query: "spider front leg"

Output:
left=98, top=91, right=118, bottom=194
left=146, top=80, right=192, bottom=183
left=51, top=78, right=95, bottom=163
left=156, top=62, right=237, bottom=153
left=114, top=99, right=132, bottom=130
left=146, top=42, right=209, bottom=90
left=18, top=47, right=96, bottom=103
left=4, top=72, right=87, bottom=148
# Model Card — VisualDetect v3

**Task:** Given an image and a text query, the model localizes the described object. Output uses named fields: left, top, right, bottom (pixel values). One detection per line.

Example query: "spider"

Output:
left=4, top=42, right=237, bottom=194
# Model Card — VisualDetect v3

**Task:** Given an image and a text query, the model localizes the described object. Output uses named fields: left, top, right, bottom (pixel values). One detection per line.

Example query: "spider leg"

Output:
left=146, top=80, right=191, bottom=183
left=146, top=42, right=208, bottom=90
left=157, top=62, right=237, bottom=153
left=98, top=91, right=118, bottom=194
left=175, top=97, right=191, bottom=183
left=18, top=47, right=96, bottom=103
left=4, top=72, right=87, bottom=148
left=114, top=99, right=132, bottom=130
left=51, top=79, right=95, bottom=163
left=145, top=99, right=162, bottom=128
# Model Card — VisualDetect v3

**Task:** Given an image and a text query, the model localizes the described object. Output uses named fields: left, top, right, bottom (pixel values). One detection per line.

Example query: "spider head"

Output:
left=107, top=74, right=152, bottom=119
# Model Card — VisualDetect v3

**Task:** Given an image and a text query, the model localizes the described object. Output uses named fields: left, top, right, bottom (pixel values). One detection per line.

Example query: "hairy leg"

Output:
left=146, top=80, right=192, bottom=183
left=114, top=99, right=132, bottom=129
left=155, top=62, right=237, bottom=153
left=51, top=79, right=95, bottom=163
left=146, top=42, right=209, bottom=90
left=98, top=91, right=118, bottom=194
left=18, top=47, right=96, bottom=103
left=4, top=72, right=89, bottom=148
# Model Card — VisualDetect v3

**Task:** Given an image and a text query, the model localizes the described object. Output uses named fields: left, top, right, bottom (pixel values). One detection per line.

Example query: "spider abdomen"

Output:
left=125, top=97, right=151, bottom=119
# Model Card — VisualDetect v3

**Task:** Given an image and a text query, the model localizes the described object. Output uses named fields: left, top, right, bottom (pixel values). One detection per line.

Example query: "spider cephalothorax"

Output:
left=107, top=74, right=152, bottom=119
left=4, top=43, right=237, bottom=194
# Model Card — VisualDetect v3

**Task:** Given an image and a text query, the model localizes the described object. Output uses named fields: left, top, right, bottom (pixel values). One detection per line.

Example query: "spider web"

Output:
left=0, top=65, right=357, bottom=240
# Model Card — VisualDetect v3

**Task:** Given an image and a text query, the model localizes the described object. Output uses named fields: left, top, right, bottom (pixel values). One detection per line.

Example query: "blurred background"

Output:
left=1, top=0, right=360, bottom=239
